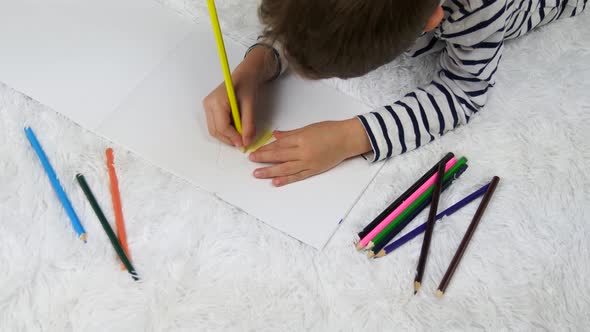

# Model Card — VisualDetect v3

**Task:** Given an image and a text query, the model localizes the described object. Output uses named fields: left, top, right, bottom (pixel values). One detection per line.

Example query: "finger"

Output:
left=214, top=110, right=243, bottom=148
left=254, top=136, right=298, bottom=153
left=253, top=161, right=305, bottom=179
left=272, top=170, right=314, bottom=187
left=215, top=133, right=234, bottom=146
left=240, top=95, right=256, bottom=147
left=205, top=107, right=233, bottom=146
left=249, top=147, right=299, bottom=163
left=203, top=91, right=236, bottom=146
left=204, top=109, right=217, bottom=137
left=274, top=128, right=304, bottom=139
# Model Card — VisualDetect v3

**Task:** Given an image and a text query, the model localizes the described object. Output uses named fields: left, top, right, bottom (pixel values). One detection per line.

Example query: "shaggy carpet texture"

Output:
left=1, top=1, right=589, bottom=330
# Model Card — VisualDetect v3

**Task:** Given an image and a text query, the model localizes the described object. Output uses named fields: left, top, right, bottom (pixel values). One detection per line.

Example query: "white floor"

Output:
left=1, top=1, right=588, bottom=330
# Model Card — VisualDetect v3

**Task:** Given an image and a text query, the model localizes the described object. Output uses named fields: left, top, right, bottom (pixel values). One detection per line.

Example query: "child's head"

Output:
left=259, top=0, right=443, bottom=79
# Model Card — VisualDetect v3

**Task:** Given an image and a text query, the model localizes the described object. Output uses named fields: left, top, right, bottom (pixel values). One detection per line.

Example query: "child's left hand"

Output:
left=248, top=118, right=372, bottom=187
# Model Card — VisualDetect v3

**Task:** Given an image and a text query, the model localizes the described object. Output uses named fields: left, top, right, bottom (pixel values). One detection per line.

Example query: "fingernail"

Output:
left=249, top=154, right=256, bottom=161
left=272, top=179, right=282, bottom=187
left=254, top=169, right=263, bottom=178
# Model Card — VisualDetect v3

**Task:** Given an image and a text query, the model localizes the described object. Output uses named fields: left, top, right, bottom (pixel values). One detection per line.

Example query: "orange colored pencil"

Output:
left=106, top=148, right=131, bottom=268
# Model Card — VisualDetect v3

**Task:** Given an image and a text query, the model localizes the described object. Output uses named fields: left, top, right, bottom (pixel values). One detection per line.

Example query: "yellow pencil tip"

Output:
left=436, top=290, right=444, bottom=298
left=414, top=281, right=421, bottom=293
left=79, top=234, right=88, bottom=242
left=355, top=242, right=364, bottom=251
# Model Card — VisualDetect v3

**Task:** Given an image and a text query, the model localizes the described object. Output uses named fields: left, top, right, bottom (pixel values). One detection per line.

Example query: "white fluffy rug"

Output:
left=1, top=1, right=589, bottom=330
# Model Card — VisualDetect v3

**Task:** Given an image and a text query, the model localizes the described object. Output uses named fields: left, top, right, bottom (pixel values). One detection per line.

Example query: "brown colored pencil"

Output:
left=414, top=159, right=446, bottom=294
left=436, top=176, right=500, bottom=297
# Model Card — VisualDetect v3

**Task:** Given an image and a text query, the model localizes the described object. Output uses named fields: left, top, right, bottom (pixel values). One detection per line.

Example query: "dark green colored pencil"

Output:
left=367, top=157, right=468, bottom=250
left=76, top=174, right=139, bottom=281
left=357, top=152, right=455, bottom=240
left=367, top=163, right=468, bottom=258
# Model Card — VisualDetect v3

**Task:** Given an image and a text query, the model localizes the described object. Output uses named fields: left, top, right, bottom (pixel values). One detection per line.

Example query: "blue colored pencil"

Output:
left=24, top=127, right=87, bottom=241
left=374, top=182, right=491, bottom=258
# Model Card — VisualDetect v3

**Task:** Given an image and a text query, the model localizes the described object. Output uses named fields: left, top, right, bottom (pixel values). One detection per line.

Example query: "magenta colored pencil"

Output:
left=356, top=158, right=457, bottom=249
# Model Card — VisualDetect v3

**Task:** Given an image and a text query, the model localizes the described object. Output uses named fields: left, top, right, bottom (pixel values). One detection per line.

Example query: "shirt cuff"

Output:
left=356, top=114, right=385, bottom=163
left=247, top=36, right=289, bottom=78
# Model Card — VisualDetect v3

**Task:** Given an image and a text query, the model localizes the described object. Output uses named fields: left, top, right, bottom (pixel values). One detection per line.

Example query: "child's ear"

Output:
left=425, top=6, right=444, bottom=32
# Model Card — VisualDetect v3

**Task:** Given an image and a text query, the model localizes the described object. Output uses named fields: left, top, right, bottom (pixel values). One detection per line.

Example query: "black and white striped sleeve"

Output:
left=357, top=0, right=508, bottom=162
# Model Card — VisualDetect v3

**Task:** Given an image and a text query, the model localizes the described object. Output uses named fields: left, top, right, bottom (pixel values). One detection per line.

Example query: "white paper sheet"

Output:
left=0, top=0, right=383, bottom=249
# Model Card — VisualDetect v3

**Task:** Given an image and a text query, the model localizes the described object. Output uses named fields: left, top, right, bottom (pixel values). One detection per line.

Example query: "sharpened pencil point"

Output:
left=366, top=242, right=375, bottom=251
left=367, top=251, right=375, bottom=258
left=355, top=242, right=364, bottom=251
left=79, top=234, right=87, bottom=242
left=375, top=250, right=386, bottom=258
left=436, top=290, right=444, bottom=298
left=414, top=281, right=421, bottom=293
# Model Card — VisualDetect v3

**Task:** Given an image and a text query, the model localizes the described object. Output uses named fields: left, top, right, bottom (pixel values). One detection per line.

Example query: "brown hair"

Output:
left=259, top=0, right=440, bottom=79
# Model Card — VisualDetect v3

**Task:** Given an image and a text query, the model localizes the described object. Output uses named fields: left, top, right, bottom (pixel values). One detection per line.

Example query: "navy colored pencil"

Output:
left=368, top=164, right=468, bottom=257
left=374, top=182, right=491, bottom=258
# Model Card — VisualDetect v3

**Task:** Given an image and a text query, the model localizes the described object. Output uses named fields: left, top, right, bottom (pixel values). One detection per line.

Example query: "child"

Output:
left=203, top=0, right=587, bottom=187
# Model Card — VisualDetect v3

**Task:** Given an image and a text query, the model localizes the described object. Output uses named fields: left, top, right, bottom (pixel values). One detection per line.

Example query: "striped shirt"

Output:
left=358, top=0, right=587, bottom=162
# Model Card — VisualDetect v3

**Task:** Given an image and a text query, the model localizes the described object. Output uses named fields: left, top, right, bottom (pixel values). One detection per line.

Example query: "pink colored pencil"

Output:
left=356, top=158, right=457, bottom=250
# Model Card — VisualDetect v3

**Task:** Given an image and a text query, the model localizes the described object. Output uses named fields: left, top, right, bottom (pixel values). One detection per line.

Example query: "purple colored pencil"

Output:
left=375, top=182, right=491, bottom=258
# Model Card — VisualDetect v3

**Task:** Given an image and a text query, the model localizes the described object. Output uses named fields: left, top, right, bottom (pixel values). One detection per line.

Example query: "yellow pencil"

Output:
left=206, top=0, right=242, bottom=134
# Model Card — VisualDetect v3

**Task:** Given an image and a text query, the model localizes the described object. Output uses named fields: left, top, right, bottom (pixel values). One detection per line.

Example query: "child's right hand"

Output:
left=202, top=46, right=278, bottom=148
left=202, top=71, right=259, bottom=148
